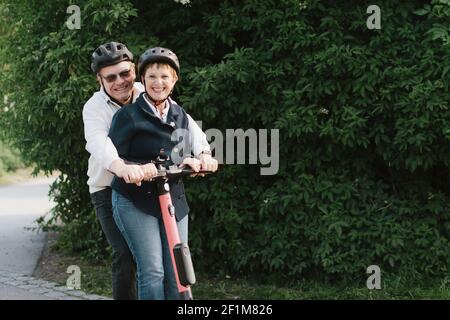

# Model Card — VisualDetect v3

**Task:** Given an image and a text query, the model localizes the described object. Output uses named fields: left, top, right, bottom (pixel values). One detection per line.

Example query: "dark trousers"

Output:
left=90, top=187, right=137, bottom=300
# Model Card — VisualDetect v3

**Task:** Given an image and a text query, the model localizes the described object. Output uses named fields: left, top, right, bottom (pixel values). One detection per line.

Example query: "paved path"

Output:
left=0, top=177, right=53, bottom=274
left=0, top=270, right=108, bottom=300
left=0, top=177, right=110, bottom=300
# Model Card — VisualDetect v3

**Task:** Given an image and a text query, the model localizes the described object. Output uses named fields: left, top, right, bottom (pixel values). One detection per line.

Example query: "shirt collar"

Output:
left=143, top=94, right=173, bottom=122
left=99, top=83, right=141, bottom=108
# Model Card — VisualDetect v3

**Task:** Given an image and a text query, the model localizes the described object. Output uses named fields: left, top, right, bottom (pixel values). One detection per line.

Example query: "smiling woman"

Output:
left=107, top=46, right=217, bottom=300
left=138, top=47, right=180, bottom=109
left=142, top=64, right=178, bottom=115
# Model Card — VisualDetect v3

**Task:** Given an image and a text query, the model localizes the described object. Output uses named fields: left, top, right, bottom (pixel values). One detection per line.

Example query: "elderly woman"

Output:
left=108, top=47, right=218, bottom=300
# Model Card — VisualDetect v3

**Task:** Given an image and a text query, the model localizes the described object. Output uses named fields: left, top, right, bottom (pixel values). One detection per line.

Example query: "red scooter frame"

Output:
left=152, top=156, right=213, bottom=300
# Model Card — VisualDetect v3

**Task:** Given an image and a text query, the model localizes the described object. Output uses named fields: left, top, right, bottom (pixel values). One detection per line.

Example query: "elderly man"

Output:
left=82, top=41, right=145, bottom=300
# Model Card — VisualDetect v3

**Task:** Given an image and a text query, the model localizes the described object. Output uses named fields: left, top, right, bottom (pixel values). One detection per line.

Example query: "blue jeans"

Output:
left=112, top=190, right=188, bottom=300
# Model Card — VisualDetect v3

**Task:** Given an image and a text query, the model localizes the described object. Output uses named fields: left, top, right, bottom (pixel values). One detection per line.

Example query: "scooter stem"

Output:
left=157, top=177, right=194, bottom=300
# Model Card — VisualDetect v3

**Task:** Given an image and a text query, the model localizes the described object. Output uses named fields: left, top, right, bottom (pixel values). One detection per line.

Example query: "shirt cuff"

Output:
left=103, top=137, right=121, bottom=170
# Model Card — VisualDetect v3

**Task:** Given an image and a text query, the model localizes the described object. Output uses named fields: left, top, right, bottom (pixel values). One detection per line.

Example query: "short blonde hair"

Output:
left=142, top=62, right=178, bottom=80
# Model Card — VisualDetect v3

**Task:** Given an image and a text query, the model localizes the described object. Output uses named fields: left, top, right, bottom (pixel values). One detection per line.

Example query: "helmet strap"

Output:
left=142, top=78, right=172, bottom=108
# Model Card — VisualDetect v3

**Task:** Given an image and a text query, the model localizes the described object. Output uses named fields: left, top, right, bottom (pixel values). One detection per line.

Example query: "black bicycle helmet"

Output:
left=138, top=47, right=180, bottom=78
left=91, top=41, right=133, bottom=73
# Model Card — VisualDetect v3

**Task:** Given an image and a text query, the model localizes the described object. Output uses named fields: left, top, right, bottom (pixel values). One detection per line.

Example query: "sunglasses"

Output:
left=99, top=69, right=132, bottom=83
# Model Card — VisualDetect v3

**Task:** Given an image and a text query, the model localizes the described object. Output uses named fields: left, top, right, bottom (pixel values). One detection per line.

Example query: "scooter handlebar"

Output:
left=120, top=159, right=216, bottom=182
left=156, top=166, right=213, bottom=179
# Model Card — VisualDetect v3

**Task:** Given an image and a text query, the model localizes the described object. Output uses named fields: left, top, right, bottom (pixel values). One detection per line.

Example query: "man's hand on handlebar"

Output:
left=109, top=160, right=145, bottom=186
left=141, top=163, right=158, bottom=181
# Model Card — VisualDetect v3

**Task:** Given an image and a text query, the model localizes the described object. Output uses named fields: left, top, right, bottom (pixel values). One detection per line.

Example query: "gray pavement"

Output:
left=0, top=269, right=109, bottom=300
left=0, top=177, right=111, bottom=300
left=0, top=282, right=52, bottom=300
left=0, top=177, right=53, bottom=274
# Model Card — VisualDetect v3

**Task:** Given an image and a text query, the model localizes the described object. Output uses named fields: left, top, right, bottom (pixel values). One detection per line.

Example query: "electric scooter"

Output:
left=151, top=155, right=213, bottom=300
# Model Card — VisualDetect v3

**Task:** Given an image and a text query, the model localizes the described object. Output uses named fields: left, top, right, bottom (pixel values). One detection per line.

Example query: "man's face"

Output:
left=97, top=61, right=136, bottom=104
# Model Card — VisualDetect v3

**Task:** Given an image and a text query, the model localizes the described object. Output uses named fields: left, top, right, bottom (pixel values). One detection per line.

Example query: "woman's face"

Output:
left=142, top=63, right=177, bottom=102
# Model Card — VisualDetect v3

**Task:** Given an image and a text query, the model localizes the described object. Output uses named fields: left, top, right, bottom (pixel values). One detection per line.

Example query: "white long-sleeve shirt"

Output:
left=83, top=84, right=210, bottom=193
left=83, top=83, right=145, bottom=193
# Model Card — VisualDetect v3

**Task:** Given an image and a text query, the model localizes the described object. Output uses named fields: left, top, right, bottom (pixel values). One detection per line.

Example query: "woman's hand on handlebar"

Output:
left=141, top=163, right=158, bottom=181
left=198, top=153, right=218, bottom=172
left=179, top=157, right=202, bottom=172
left=179, top=155, right=218, bottom=177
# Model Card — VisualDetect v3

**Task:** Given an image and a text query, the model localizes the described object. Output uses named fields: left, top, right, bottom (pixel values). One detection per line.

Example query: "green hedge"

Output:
left=0, top=0, right=448, bottom=282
